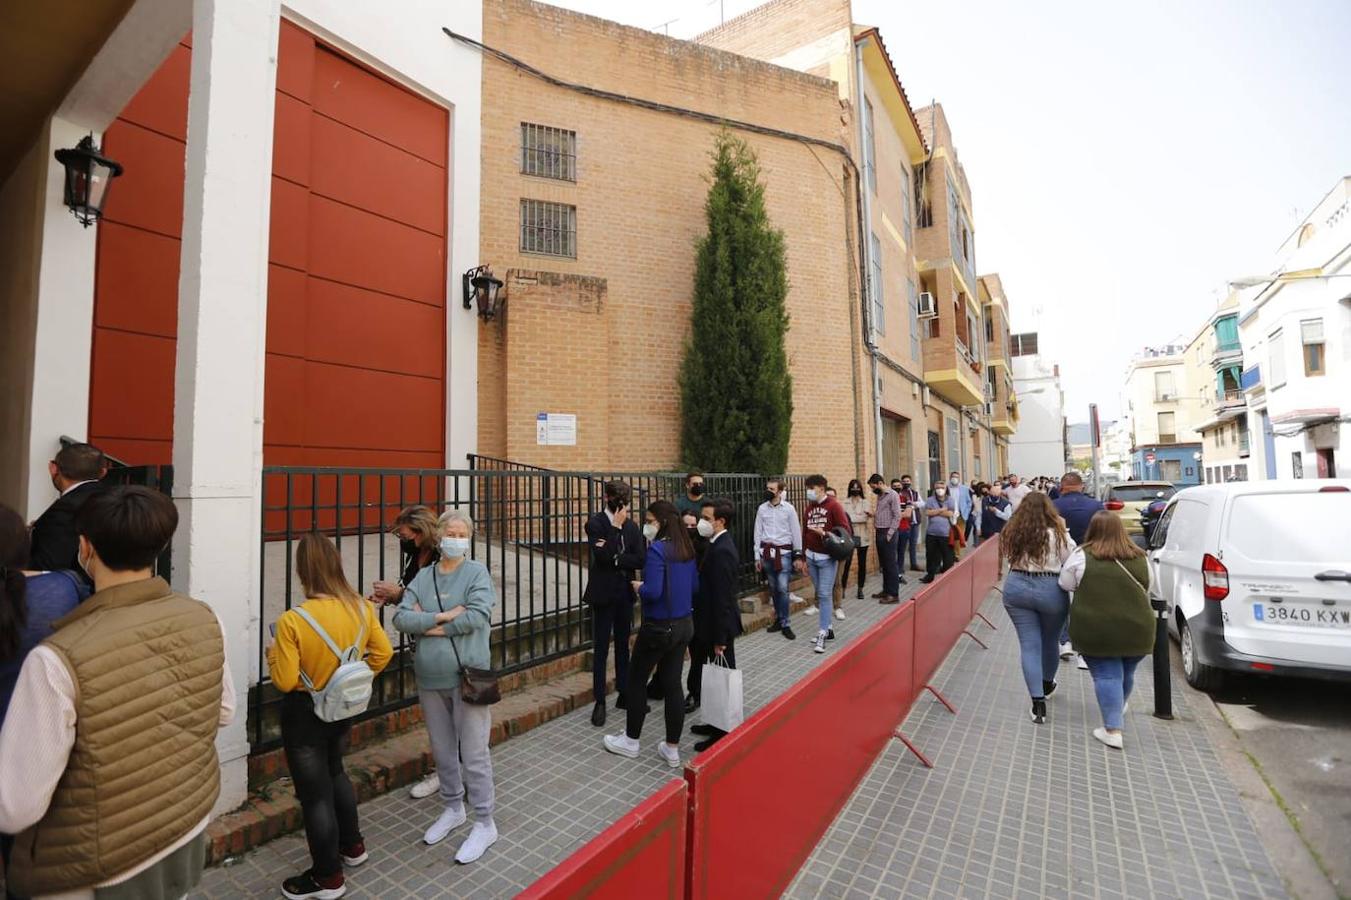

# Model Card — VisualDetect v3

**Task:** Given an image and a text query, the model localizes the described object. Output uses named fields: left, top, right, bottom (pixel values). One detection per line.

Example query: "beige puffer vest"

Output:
left=7, top=577, right=224, bottom=896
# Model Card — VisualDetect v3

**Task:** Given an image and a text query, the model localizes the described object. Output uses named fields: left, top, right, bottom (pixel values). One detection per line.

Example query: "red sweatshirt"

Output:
left=803, top=496, right=853, bottom=555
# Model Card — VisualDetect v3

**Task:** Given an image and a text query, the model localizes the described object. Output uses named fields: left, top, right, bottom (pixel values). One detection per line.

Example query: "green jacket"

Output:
left=393, top=560, right=494, bottom=690
left=1067, top=553, right=1154, bottom=657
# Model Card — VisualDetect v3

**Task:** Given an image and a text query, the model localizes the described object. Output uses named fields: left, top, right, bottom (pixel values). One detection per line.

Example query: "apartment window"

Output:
left=869, top=233, right=884, bottom=334
left=520, top=200, right=577, bottom=258
left=520, top=123, right=576, bottom=181
left=1157, top=411, right=1176, bottom=444
left=908, top=279, right=920, bottom=361
left=1153, top=370, right=1175, bottom=401
left=1292, top=451, right=1303, bottom=478
left=900, top=167, right=912, bottom=244
left=1010, top=332, right=1039, bottom=357
left=946, top=416, right=960, bottom=475
left=1301, top=318, right=1325, bottom=376
left=1268, top=328, right=1287, bottom=388
left=985, top=315, right=994, bottom=343
left=915, top=162, right=933, bottom=227
left=863, top=98, right=877, bottom=194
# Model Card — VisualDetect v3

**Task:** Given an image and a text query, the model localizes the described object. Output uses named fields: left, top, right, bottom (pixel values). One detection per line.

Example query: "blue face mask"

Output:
left=440, top=537, right=470, bottom=558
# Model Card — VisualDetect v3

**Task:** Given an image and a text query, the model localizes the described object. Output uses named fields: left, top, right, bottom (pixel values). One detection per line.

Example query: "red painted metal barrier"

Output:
left=683, top=600, right=917, bottom=899
left=518, top=778, right=688, bottom=900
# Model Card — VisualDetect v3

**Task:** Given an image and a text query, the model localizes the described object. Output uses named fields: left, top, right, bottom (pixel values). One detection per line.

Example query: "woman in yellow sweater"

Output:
left=267, top=533, right=393, bottom=900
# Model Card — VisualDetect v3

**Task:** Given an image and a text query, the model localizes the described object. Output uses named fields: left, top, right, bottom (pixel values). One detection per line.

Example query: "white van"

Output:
left=1147, top=479, right=1351, bottom=690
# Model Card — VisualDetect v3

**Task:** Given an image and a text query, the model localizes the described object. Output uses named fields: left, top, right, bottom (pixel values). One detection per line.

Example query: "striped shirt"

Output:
left=873, top=488, right=903, bottom=533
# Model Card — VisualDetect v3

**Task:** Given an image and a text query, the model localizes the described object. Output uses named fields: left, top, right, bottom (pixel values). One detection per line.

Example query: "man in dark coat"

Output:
left=28, top=442, right=107, bottom=574
left=582, top=481, right=646, bottom=727
left=689, top=498, right=743, bottom=752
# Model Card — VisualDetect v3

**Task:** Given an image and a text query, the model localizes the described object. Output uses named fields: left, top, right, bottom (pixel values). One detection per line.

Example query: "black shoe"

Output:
left=694, top=735, right=724, bottom=752
left=690, top=723, right=717, bottom=736
left=646, top=679, right=664, bottom=700
left=871, top=591, right=887, bottom=599
left=684, top=694, right=699, bottom=714
left=1030, top=699, right=1047, bottom=724
left=1043, top=680, right=1058, bottom=698
left=918, top=576, right=934, bottom=584
left=591, top=701, right=606, bottom=727
left=615, top=693, right=626, bottom=711
left=782, top=626, right=797, bottom=640
left=856, top=590, right=864, bottom=600
left=767, top=620, right=783, bottom=633
left=281, top=870, right=345, bottom=900
left=899, top=576, right=908, bottom=585
left=825, top=629, right=836, bottom=641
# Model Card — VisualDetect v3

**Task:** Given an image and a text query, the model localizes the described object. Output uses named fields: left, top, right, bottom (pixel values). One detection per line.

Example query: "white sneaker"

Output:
left=656, top=741, right=681, bottom=768
left=813, top=630, right=827, bottom=654
left=409, top=772, right=440, bottom=800
left=804, top=605, right=818, bottom=615
left=1076, top=655, right=1090, bottom=670
left=454, top=821, right=499, bottom=864
left=423, top=803, right=467, bottom=845
left=790, top=593, right=804, bottom=604
left=603, top=733, right=640, bottom=758
left=834, top=608, right=846, bottom=621
left=1123, top=701, right=1130, bottom=714
left=1093, top=727, right=1124, bottom=750
left=1059, top=642, right=1073, bottom=660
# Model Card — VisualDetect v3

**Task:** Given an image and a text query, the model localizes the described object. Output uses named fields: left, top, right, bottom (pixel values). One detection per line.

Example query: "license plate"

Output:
left=1253, top=603, right=1351, bottom=627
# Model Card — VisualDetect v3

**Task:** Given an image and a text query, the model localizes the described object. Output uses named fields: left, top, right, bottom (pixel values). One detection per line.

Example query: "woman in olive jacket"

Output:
left=1058, top=511, right=1154, bottom=750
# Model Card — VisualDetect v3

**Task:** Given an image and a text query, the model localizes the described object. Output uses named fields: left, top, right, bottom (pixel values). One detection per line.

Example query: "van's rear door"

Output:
left=1221, top=486, right=1351, bottom=666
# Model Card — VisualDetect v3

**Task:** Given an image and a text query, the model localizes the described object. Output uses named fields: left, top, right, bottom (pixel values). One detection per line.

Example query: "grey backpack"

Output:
left=292, top=607, right=375, bottom=722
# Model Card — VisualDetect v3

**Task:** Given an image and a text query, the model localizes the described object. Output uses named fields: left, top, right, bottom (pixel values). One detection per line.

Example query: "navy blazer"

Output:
left=582, top=510, right=645, bottom=607
left=28, top=481, right=103, bottom=574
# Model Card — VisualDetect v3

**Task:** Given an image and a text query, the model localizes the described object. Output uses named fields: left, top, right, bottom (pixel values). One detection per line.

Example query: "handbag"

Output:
left=699, top=653, right=744, bottom=733
left=433, top=568, right=501, bottom=705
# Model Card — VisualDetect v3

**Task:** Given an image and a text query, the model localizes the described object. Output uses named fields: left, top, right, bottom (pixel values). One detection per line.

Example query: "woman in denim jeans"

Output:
left=999, top=493, right=1076, bottom=724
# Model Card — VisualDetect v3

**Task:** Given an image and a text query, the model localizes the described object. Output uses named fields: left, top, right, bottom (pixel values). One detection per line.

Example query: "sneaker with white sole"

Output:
left=790, top=593, right=804, bottom=604
left=1076, top=655, right=1090, bottom=670
left=804, top=605, right=818, bottom=615
left=1059, top=642, right=1073, bottom=660
left=454, top=821, right=499, bottom=864
left=423, top=803, right=467, bottom=846
left=409, top=772, right=440, bottom=800
left=603, top=733, right=640, bottom=758
left=834, top=608, right=845, bottom=621
left=1093, top=727, right=1124, bottom=749
left=813, top=630, right=827, bottom=653
left=656, top=741, right=681, bottom=768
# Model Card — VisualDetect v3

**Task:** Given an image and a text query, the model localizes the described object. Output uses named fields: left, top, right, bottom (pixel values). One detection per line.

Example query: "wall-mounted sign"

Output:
left=536, top=412, right=577, bottom=446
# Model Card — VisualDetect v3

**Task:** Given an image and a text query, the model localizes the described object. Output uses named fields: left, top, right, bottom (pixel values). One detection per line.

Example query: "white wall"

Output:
left=1009, top=354, right=1065, bottom=476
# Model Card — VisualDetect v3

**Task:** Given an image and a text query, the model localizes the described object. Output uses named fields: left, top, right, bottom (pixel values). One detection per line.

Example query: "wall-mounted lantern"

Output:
left=462, top=265, right=505, bottom=321
left=53, top=135, right=123, bottom=227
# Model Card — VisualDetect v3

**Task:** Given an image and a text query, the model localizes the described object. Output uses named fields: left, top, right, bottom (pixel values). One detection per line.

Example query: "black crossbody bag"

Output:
left=432, top=569, right=501, bottom=705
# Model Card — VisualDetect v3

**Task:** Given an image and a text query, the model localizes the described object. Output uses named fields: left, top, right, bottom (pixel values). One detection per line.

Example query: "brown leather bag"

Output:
left=450, top=638, right=501, bottom=705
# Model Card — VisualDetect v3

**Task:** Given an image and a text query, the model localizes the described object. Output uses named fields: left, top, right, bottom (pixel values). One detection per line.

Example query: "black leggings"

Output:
left=838, top=544, right=869, bottom=594
left=626, top=616, right=694, bottom=744
left=281, top=693, right=361, bottom=878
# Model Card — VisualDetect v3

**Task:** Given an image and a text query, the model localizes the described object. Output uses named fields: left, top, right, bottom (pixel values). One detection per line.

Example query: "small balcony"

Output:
left=1210, top=340, right=1242, bottom=368
left=924, top=335, right=985, bottom=407
left=1217, top=389, right=1245, bottom=408
left=1240, top=364, right=1262, bottom=392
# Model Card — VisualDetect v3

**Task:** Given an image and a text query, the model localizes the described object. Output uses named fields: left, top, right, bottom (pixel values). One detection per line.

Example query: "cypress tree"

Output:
left=679, top=131, right=792, bottom=474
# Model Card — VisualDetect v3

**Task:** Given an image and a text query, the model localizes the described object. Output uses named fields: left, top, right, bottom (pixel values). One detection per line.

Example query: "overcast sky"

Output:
left=541, top=0, right=1351, bottom=420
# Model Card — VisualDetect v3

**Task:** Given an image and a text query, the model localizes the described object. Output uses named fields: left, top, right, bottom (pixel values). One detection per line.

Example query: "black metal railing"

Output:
left=247, top=462, right=807, bottom=753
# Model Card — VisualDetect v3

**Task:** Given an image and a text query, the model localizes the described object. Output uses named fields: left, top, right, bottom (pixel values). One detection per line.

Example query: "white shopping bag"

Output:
left=700, top=654, right=744, bottom=733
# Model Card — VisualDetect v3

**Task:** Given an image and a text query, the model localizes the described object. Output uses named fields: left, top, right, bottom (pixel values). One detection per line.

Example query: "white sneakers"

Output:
left=834, top=608, right=845, bottom=621
left=790, top=592, right=804, bottom=604
left=409, top=772, right=440, bottom=800
left=603, top=733, right=640, bottom=758
left=812, top=630, right=827, bottom=653
left=1093, top=727, right=1124, bottom=750
left=1076, top=655, right=1090, bottom=670
left=423, top=803, right=467, bottom=846
left=656, top=741, right=681, bottom=768
left=1059, top=642, right=1074, bottom=660
left=454, top=821, right=499, bottom=865
left=804, top=604, right=818, bottom=615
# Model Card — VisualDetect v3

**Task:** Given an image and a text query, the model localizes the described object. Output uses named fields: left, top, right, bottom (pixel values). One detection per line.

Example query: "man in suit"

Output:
left=28, top=442, right=107, bottom=574
left=690, top=497, right=742, bottom=752
left=583, top=481, right=646, bottom=727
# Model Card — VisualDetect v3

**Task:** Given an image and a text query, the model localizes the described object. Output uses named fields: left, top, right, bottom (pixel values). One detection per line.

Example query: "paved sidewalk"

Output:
left=786, top=590, right=1290, bottom=900
left=194, top=571, right=918, bottom=898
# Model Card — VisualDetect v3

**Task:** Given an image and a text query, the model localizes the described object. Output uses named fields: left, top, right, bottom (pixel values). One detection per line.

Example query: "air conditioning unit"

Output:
left=917, top=291, right=937, bottom=318
left=922, top=386, right=931, bottom=406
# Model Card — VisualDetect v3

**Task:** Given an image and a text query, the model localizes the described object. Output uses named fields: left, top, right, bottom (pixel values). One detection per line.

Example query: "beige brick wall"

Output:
left=479, top=0, right=867, bottom=487
left=695, top=0, right=853, bottom=82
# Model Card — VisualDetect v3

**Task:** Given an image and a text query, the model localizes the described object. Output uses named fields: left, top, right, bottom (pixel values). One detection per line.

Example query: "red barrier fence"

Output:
left=517, top=779, right=687, bottom=900
left=521, top=539, right=1002, bottom=899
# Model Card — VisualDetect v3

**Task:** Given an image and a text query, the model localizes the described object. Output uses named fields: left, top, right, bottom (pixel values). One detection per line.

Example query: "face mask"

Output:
left=950, top=477, right=960, bottom=487
left=689, top=483, right=704, bottom=497
left=935, top=490, right=947, bottom=500
left=696, top=518, right=715, bottom=538
left=399, top=537, right=419, bottom=556
left=848, top=488, right=862, bottom=497
left=871, top=486, right=883, bottom=496
left=765, top=490, right=778, bottom=503
left=77, top=544, right=92, bottom=580
left=642, top=522, right=659, bottom=541
left=439, top=537, right=470, bottom=558
left=902, top=483, right=911, bottom=492
left=806, top=488, right=820, bottom=503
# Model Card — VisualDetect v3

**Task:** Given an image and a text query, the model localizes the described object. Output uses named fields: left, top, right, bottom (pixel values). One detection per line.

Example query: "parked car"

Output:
left=1101, top=481, right=1177, bottom=534
left=1139, top=498, right=1170, bottom=545
left=1147, top=480, right=1351, bottom=690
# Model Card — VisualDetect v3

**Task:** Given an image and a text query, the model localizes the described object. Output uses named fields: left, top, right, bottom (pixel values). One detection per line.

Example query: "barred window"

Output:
left=520, top=199, right=577, bottom=258
left=520, top=123, right=576, bottom=181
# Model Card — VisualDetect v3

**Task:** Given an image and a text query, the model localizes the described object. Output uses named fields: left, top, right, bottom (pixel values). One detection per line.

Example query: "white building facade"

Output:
left=1008, top=340, right=1067, bottom=477
left=1120, top=345, right=1205, bottom=484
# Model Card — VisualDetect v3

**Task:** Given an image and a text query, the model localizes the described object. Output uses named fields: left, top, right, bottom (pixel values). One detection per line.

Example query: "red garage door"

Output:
left=90, top=21, right=447, bottom=470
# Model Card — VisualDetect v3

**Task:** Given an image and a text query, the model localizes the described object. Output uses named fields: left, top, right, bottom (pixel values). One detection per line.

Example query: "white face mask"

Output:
left=440, top=537, right=470, bottom=558
left=696, top=518, right=715, bottom=538
left=935, top=489, right=947, bottom=500
left=950, top=477, right=960, bottom=487
left=806, top=488, right=820, bottom=503
left=642, top=522, right=659, bottom=541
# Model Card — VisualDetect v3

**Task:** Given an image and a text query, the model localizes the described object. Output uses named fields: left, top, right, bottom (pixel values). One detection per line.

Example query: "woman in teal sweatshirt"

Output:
left=393, top=509, right=498, bottom=864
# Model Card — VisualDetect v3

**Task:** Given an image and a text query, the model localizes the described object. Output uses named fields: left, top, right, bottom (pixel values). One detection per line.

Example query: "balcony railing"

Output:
left=1240, top=365, right=1261, bottom=390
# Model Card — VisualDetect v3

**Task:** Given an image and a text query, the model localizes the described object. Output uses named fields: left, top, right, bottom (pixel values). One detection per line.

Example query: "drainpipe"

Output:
left=853, top=39, right=885, bottom=474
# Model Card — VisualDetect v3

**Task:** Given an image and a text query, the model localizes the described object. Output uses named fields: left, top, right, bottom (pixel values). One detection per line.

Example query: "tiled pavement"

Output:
left=195, top=569, right=921, bottom=898
left=785, top=590, right=1290, bottom=900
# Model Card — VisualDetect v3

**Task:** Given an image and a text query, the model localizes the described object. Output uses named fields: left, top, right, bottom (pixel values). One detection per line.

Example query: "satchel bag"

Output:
left=433, top=569, right=501, bottom=705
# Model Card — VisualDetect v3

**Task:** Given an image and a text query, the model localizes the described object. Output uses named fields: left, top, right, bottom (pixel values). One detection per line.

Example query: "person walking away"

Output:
left=1052, top=472, right=1105, bottom=660
left=1005, top=473, right=1031, bottom=510
left=867, top=475, right=907, bottom=603
left=370, top=505, right=443, bottom=800
left=999, top=493, right=1076, bottom=724
left=896, top=476, right=923, bottom=571
left=673, top=472, right=706, bottom=524
left=919, top=484, right=959, bottom=583
left=268, top=533, right=393, bottom=899
left=1058, top=512, right=1153, bottom=749
left=393, top=510, right=499, bottom=865
left=689, top=499, right=743, bottom=752
left=603, top=501, right=697, bottom=768
left=753, top=478, right=802, bottom=640
left=26, top=442, right=107, bottom=577
left=802, top=475, right=852, bottom=653
left=0, top=486, right=234, bottom=899
left=840, top=480, right=872, bottom=606
left=581, top=482, right=645, bottom=728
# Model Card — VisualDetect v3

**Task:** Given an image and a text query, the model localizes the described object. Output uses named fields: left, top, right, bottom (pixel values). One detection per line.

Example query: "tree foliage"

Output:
left=679, top=131, right=792, bottom=474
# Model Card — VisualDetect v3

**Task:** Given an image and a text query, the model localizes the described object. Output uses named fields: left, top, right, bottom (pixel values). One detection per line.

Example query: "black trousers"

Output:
left=876, top=528, right=901, bottom=596
left=591, top=600, right=632, bottom=703
left=281, top=693, right=361, bottom=878
left=625, top=616, right=694, bottom=744
left=925, top=534, right=956, bottom=577
left=687, top=637, right=737, bottom=702
left=838, top=544, right=869, bottom=595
